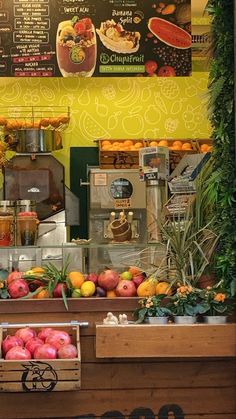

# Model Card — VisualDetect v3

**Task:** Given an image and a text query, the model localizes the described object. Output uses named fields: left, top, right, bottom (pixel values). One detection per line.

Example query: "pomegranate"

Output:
left=7, top=271, right=23, bottom=285
left=38, top=327, right=54, bottom=341
left=33, top=343, right=57, bottom=359
left=45, top=330, right=71, bottom=350
left=25, top=337, right=44, bottom=355
left=2, top=335, right=24, bottom=355
left=53, top=283, right=67, bottom=298
left=116, top=279, right=137, bottom=297
left=15, top=327, right=37, bottom=343
left=98, top=269, right=120, bottom=291
left=58, top=344, right=78, bottom=359
left=87, top=272, right=98, bottom=284
left=8, top=278, right=29, bottom=298
left=5, top=346, right=32, bottom=360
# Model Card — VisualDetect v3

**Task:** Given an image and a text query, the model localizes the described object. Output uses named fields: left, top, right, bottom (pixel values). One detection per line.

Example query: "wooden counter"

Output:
left=0, top=298, right=235, bottom=419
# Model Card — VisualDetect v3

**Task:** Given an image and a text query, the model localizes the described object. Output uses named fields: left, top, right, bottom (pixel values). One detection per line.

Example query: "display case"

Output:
left=0, top=242, right=166, bottom=274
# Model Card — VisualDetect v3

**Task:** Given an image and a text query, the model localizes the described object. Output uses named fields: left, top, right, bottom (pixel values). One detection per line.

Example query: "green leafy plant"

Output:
left=159, top=205, right=218, bottom=288
left=0, top=279, right=10, bottom=299
left=199, top=280, right=235, bottom=316
left=134, top=294, right=171, bottom=323
left=166, top=285, right=206, bottom=317
left=206, top=0, right=236, bottom=295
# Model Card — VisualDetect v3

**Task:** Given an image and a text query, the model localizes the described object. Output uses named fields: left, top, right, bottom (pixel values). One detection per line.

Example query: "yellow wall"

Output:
left=0, top=74, right=211, bottom=184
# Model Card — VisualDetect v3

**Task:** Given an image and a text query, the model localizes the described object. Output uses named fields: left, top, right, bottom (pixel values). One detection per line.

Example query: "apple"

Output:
left=71, top=288, right=81, bottom=298
left=120, top=271, right=133, bottom=281
left=132, top=274, right=145, bottom=288
left=116, top=280, right=137, bottom=297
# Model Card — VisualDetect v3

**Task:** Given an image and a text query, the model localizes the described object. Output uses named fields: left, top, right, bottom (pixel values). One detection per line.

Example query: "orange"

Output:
left=170, top=145, right=181, bottom=151
left=149, top=141, right=159, bottom=147
left=182, top=142, right=192, bottom=150
left=102, top=140, right=111, bottom=147
left=34, top=287, right=50, bottom=299
left=0, top=116, right=7, bottom=126
left=68, top=271, right=85, bottom=288
left=129, top=266, right=142, bottom=276
left=158, top=140, right=168, bottom=147
left=134, top=142, right=143, bottom=149
left=102, top=144, right=111, bottom=151
left=106, top=290, right=117, bottom=298
left=124, top=140, right=133, bottom=146
left=156, top=281, right=172, bottom=296
left=39, top=118, right=50, bottom=127
left=200, top=144, right=210, bottom=152
left=172, top=141, right=183, bottom=148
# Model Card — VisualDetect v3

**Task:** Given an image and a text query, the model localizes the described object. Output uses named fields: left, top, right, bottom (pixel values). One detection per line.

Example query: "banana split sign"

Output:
left=76, top=405, right=185, bottom=419
left=0, top=0, right=191, bottom=77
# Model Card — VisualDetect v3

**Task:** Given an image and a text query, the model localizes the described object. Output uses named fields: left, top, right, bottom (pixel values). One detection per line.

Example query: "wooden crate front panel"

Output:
left=96, top=324, right=236, bottom=358
left=0, top=325, right=81, bottom=392
left=99, top=150, right=140, bottom=169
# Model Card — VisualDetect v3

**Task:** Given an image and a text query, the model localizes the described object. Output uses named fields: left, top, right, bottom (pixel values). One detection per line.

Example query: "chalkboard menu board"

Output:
left=0, top=0, right=191, bottom=77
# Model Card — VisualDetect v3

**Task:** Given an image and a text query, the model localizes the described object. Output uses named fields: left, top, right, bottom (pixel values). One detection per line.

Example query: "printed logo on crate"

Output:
left=21, top=361, right=58, bottom=392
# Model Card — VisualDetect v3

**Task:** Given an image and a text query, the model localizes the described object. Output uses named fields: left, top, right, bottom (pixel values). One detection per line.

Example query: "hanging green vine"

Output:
left=206, top=0, right=236, bottom=294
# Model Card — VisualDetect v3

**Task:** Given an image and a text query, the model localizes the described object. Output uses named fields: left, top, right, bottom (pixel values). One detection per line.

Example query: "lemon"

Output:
left=80, top=281, right=96, bottom=297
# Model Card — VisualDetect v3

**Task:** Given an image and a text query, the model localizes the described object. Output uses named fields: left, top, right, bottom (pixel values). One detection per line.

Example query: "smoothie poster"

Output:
left=0, top=0, right=191, bottom=77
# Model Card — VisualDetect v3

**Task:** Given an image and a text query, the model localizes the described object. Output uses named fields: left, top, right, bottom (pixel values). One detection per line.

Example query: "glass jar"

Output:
left=15, top=200, right=37, bottom=246
left=0, top=200, right=15, bottom=246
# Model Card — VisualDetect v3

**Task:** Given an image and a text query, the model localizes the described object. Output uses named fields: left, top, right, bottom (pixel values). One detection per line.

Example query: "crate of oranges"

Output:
left=195, top=139, right=213, bottom=153
left=98, top=139, right=147, bottom=169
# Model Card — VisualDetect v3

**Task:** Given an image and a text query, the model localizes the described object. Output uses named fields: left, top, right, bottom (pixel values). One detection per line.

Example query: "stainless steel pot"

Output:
left=15, top=129, right=62, bottom=153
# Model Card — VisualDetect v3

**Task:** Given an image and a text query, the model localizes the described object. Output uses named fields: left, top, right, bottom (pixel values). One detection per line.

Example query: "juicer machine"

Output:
left=88, top=168, right=147, bottom=244
left=1, top=106, right=80, bottom=252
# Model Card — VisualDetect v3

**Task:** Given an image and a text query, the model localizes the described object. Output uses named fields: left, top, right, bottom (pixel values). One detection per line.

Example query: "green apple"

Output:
left=72, top=288, right=82, bottom=298
left=120, top=271, right=132, bottom=281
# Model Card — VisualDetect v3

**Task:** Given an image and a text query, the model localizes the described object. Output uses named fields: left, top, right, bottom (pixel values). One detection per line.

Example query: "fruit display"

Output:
left=1, top=326, right=78, bottom=360
left=0, top=263, right=174, bottom=305
left=99, top=139, right=212, bottom=153
left=0, top=106, right=70, bottom=133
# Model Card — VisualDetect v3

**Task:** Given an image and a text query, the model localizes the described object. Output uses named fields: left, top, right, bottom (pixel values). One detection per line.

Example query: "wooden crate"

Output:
left=96, top=323, right=236, bottom=358
left=98, top=139, right=147, bottom=169
left=0, top=324, right=81, bottom=392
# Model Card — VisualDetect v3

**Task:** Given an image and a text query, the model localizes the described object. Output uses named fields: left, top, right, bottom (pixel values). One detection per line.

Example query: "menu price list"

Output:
left=0, top=0, right=191, bottom=77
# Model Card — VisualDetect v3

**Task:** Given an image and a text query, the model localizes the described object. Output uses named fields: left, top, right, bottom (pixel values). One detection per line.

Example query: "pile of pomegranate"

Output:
left=2, top=327, right=78, bottom=360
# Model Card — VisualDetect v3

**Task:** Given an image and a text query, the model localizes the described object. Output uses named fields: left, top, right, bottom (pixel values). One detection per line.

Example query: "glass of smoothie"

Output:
left=56, top=17, right=97, bottom=77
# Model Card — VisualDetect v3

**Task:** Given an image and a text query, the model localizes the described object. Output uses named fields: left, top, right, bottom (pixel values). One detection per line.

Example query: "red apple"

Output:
left=116, top=280, right=137, bottom=297
left=132, top=274, right=145, bottom=288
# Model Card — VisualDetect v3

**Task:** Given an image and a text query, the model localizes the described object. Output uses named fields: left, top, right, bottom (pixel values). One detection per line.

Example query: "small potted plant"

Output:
left=199, top=281, right=235, bottom=324
left=134, top=294, right=171, bottom=324
left=167, top=285, right=206, bottom=324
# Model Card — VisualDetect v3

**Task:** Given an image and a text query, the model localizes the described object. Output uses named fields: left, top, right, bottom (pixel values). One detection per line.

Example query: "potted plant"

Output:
left=134, top=294, right=171, bottom=324
left=166, top=285, right=206, bottom=324
left=199, top=281, right=235, bottom=324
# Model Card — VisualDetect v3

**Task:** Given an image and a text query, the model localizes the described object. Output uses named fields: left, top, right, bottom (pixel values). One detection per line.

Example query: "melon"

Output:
left=148, top=17, right=191, bottom=50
